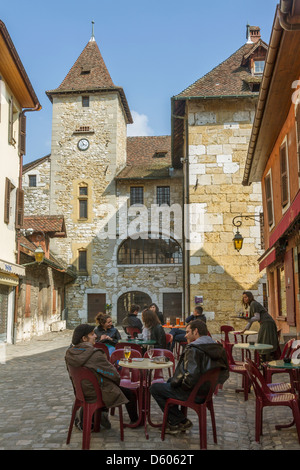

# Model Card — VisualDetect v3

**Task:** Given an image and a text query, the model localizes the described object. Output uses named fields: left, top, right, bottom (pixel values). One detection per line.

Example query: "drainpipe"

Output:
left=13, top=103, right=41, bottom=344
left=172, top=100, right=190, bottom=317
left=279, top=0, right=300, bottom=31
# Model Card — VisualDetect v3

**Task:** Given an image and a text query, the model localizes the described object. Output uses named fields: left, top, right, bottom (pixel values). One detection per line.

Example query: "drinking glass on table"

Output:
left=147, top=345, right=154, bottom=360
left=124, top=346, right=131, bottom=362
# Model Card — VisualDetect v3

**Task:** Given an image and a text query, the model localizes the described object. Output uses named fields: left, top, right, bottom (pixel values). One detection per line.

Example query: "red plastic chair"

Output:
left=126, top=327, right=141, bottom=338
left=220, top=325, right=235, bottom=343
left=110, top=349, right=142, bottom=389
left=165, top=333, right=173, bottom=349
left=143, top=349, right=175, bottom=383
left=115, top=342, right=143, bottom=355
left=262, top=338, right=296, bottom=384
left=66, top=365, right=124, bottom=449
left=222, top=340, right=250, bottom=401
left=245, top=359, right=300, bottom=443
left=161, top=368, right=221, bottom=449
left=175, top=341, right=187, bottom=360
left=94, top=342, right=110, bottom=359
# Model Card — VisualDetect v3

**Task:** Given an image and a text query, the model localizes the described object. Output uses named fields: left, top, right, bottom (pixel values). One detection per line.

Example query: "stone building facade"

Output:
left=171, top=26, right=268, bottom=331
left=23, top=37, right=184, bottom=327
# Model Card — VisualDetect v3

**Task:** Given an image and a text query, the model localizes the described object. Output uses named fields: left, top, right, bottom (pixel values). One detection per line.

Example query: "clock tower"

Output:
left=46, top=30, right=132, bottom=326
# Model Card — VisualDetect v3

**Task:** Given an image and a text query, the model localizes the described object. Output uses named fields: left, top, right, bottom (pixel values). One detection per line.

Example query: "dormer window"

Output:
left=154, top=151, right=167, bottom=158
left=81, top=67, right=91, bottom=75
left=254, top=60, right=264, bottom=75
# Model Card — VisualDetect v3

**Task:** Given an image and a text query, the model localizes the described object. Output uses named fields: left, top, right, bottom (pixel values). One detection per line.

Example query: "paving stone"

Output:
left=0, top=330, right=299, bottom=451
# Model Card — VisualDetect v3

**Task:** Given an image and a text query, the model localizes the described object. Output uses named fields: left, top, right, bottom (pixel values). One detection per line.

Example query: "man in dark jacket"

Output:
left=122, top=304, right=143, bottom=334
left=65, top=324, right=139, bottom=429
left=150, top=320, right=229, bottom=435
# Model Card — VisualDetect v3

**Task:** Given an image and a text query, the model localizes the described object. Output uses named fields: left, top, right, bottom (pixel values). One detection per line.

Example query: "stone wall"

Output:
left=23, top=157, right=51, bottom=215
left=187, top=98, right=266, bottom=332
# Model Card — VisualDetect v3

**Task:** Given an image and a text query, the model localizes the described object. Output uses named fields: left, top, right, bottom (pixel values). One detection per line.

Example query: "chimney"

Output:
left=246, top=24, right=261, bottom=44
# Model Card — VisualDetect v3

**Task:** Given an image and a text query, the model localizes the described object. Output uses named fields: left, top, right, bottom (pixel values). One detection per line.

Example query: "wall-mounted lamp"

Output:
left=20, top=230, right=45, bottom=266
left=232, top=214, right=263, bottom=252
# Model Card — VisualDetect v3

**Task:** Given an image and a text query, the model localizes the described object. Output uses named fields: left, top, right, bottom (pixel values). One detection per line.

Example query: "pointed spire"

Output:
left=90, top=21, right=95, bottom=42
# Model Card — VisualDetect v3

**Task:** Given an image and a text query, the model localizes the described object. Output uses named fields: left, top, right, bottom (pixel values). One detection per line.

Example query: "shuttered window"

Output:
left=280, top=143, right=289, bottom=207
left=296, top=105, right=300, bottom=175
left=15, top=188, right=24, bottom=228
left=264, top=174, right=273, bottom=226
left=4, top=178, right=11, bottom=224
left=19, top=113, right=26, bottom=155
left=8, top=98, right=14, bottom=144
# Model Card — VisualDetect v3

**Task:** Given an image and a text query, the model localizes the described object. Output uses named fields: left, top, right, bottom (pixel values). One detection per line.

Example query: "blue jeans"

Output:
left=169, top=328, right=186, bottom=351
left=150, top=382, right=190, bottom=425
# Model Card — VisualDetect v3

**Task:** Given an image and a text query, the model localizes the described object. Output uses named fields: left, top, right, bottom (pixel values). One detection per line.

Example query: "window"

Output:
left=29, top=175, right=37, bottom=187
left=130, top=187, right=143, bottom=205
left=264, top=173, right=274, bottom=227
left=4, top=178, right=11, bottom=224
left=78, top=249, right=87, bottom=273
left=8, top=98, right=15, bottom=145
left=78, top=184, right=88, bottom=219
left=82, top=96, right=89, bottom=107
left=118, top=235, right=182, bottom=265
left=254, top=60, right=265, bottom=75
left=157, top=186, right=170, bottom=206
left=280, top=142, right=289, bottom=207
left=15, top=188, right=24, bottom=229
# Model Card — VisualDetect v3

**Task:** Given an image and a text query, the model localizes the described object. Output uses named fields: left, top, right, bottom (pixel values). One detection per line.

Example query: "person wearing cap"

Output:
left=65, top=323, right=139, bottom=429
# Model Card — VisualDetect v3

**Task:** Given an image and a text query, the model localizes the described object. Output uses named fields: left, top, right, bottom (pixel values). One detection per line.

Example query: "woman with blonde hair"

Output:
left=142, top=309, right=166, bottom=349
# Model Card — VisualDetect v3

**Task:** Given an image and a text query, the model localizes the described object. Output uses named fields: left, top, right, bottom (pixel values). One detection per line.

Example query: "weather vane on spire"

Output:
left=90, top=20, right=95, bottom=42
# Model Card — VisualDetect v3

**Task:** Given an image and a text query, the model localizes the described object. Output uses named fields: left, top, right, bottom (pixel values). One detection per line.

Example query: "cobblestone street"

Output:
left=0, top=330, right=299, bottom=453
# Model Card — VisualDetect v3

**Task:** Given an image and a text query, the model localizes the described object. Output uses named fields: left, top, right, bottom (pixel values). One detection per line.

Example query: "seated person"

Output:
left=169, top=306, right=206, bottom=351
left=65, top=323, right=138, bottom=429
left=142, top=309, right=166, bottom=349
left=149, top=303, right=164, bottom=325
left=150, top=320, right=229, bottom=435
left=94, top=313, right=121, bottom=355
left=122, top=304, right=143, bottom=335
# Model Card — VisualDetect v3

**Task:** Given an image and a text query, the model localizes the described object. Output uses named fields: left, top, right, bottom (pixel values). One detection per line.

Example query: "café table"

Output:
left=233, top=342, right=273, bottom=366
left=118, top=357, right=173, bottom=439
left=230, top=330, right=258, bottom=360
left=266, top=360, right=300, bottom=431
left=162, top=324, right=186, bottom=329
left=119, top=338, right=157, bottom=346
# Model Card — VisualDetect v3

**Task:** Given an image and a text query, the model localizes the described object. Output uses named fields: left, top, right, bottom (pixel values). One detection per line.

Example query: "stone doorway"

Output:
left=117, top=291, right=152, bottom=325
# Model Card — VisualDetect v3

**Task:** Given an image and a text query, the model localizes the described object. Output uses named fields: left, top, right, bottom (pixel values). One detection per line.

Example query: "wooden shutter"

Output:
left=15, top=188, right=24, bottom=228
left=8, top=97, right=14, bottom=144
left=280, top=144, right=289, bottom=207
left=4, top=178, right=11, bottom=224
left=296, top=105, right=300, bottom=175
left=264, top=174, right=273, bottom=226
left=18, top=113, right=26, bottom=155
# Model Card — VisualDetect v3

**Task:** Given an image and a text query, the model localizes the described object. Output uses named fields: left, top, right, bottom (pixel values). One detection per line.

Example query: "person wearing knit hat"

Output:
left=65, top=323, right=139, bottom=430
left=71, top=323, right=95, bottom=345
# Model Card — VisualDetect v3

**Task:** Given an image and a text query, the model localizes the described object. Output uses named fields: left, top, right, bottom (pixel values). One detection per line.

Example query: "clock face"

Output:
left=77, top=138, right=89, bottom=151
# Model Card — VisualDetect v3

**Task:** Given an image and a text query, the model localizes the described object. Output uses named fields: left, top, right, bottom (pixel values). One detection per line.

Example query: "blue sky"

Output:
left=2, top=0, right=278, bottom=164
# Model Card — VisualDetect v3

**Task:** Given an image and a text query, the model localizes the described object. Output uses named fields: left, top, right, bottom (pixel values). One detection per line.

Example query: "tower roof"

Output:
left=46, top=38, right=132, bottom=123
left=56, top=40, right=114, bottom=91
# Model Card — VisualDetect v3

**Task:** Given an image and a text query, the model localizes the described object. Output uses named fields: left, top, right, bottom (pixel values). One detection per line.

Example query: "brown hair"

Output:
left=242, top=291, right=254, bottom=306
left=142, top=309, right=160, bottom=329
left=188, top=319, right=208, bottom=336
left=95, top=312, right=111, bottom=329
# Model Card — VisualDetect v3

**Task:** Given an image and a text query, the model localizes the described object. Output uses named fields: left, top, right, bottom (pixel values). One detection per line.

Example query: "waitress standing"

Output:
left=240, top=291, right=280, bottom=360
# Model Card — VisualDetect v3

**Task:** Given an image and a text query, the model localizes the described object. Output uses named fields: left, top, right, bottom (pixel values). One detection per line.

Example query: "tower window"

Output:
left=82, top=96, right=90, bottom=107
left=78, top=184, right=88, bottom=219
